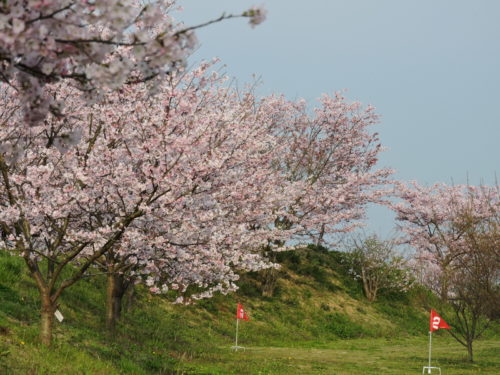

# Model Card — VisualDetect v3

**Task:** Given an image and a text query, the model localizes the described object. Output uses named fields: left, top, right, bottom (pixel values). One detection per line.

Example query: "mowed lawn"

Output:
left=182, top=337, right=500, bottom=375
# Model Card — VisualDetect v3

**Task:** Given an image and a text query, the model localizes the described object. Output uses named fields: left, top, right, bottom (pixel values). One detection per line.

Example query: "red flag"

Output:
left=236, top=303, right=249, bottom=321
left=430, top=309, right=451, bottom=332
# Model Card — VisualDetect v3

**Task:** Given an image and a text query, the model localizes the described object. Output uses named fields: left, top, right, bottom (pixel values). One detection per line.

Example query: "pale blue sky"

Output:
left=177, top=0, right=500, bottom=237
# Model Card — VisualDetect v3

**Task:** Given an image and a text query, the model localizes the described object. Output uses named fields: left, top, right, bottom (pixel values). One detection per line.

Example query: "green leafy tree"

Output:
left=346, top=234, right=410, bottom=302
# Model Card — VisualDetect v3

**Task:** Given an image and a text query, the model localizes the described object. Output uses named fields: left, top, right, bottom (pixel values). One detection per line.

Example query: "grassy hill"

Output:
left=0, top=246, right=498, bottom=374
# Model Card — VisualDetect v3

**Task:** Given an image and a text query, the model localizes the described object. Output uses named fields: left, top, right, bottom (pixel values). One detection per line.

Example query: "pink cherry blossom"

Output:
left=391, top=182, right=499, bottom=297
left=0, top=1, right=267, bottom=124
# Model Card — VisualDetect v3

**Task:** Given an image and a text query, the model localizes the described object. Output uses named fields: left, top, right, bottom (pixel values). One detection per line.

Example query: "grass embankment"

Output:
left=0, top=247, right=498, bottom=374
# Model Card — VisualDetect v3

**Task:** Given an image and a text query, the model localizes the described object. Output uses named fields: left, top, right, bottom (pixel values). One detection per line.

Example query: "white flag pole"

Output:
left=428, top=331, right=432, bottom=372
left=235, top=317, right=239, bottom=348
left=423, top=330, right=441, bottom=374
left=232, top=317, right=245, bottom=351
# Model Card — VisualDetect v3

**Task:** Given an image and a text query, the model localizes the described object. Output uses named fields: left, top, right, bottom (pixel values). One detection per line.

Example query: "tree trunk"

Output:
left=40, top=293, right=55, bottom=346
left=440, top=277, right=448, bottom=301
left=439, top=265, right=450, bottom=301
left=106, top=272, right=128, bottom=332
left=316, top=224, right=326, bottom=247
left=125, top=283, right=136, bottom=313
left=106, top=272, right=117, bottom=332
left=261, top=250, right=278, bottom=297
left=261, top=268, right=277, bottom=297
left=365, top=285, right=377, bottom=302
left=466, top=340, right=474, bottom=362
left=361, top=268, right=377, bottom=302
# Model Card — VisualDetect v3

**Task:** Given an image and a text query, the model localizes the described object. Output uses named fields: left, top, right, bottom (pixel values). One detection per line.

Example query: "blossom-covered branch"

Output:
left=0, top=1, right=267, bottom=124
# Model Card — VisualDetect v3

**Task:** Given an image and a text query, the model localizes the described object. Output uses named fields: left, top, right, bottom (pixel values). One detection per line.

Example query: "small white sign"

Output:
left=54, top=309, right=64, bottom=322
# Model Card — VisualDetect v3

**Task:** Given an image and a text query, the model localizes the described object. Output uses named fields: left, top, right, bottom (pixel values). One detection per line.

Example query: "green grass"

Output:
left=0, top=249, right=498, bottom=374
left=184, top=338, right=500, bottom=375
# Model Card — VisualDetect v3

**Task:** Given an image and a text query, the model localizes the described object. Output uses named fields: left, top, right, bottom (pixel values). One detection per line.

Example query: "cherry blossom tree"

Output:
left=0, top=0, right=266, bottom=124
left=86, top=63, right=297, bottom=331
left=392, top=182, right=498, bottom=299
left=269, top=92, right=393, bottom=244
left=392, top=182, right=499, bottom=361
left=0, top=61, right=292, bottom=344
left=256, top=93, right=393, bottom=296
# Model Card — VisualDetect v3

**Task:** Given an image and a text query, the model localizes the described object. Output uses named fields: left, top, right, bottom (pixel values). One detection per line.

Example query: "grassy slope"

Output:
left=0, top=247, right=498, bottom=374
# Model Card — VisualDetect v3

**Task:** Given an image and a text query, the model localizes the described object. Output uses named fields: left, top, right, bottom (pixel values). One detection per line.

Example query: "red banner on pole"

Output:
left=430, top=309, right=451, bottom=332
left=236, top=303, right=249, bottom=321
